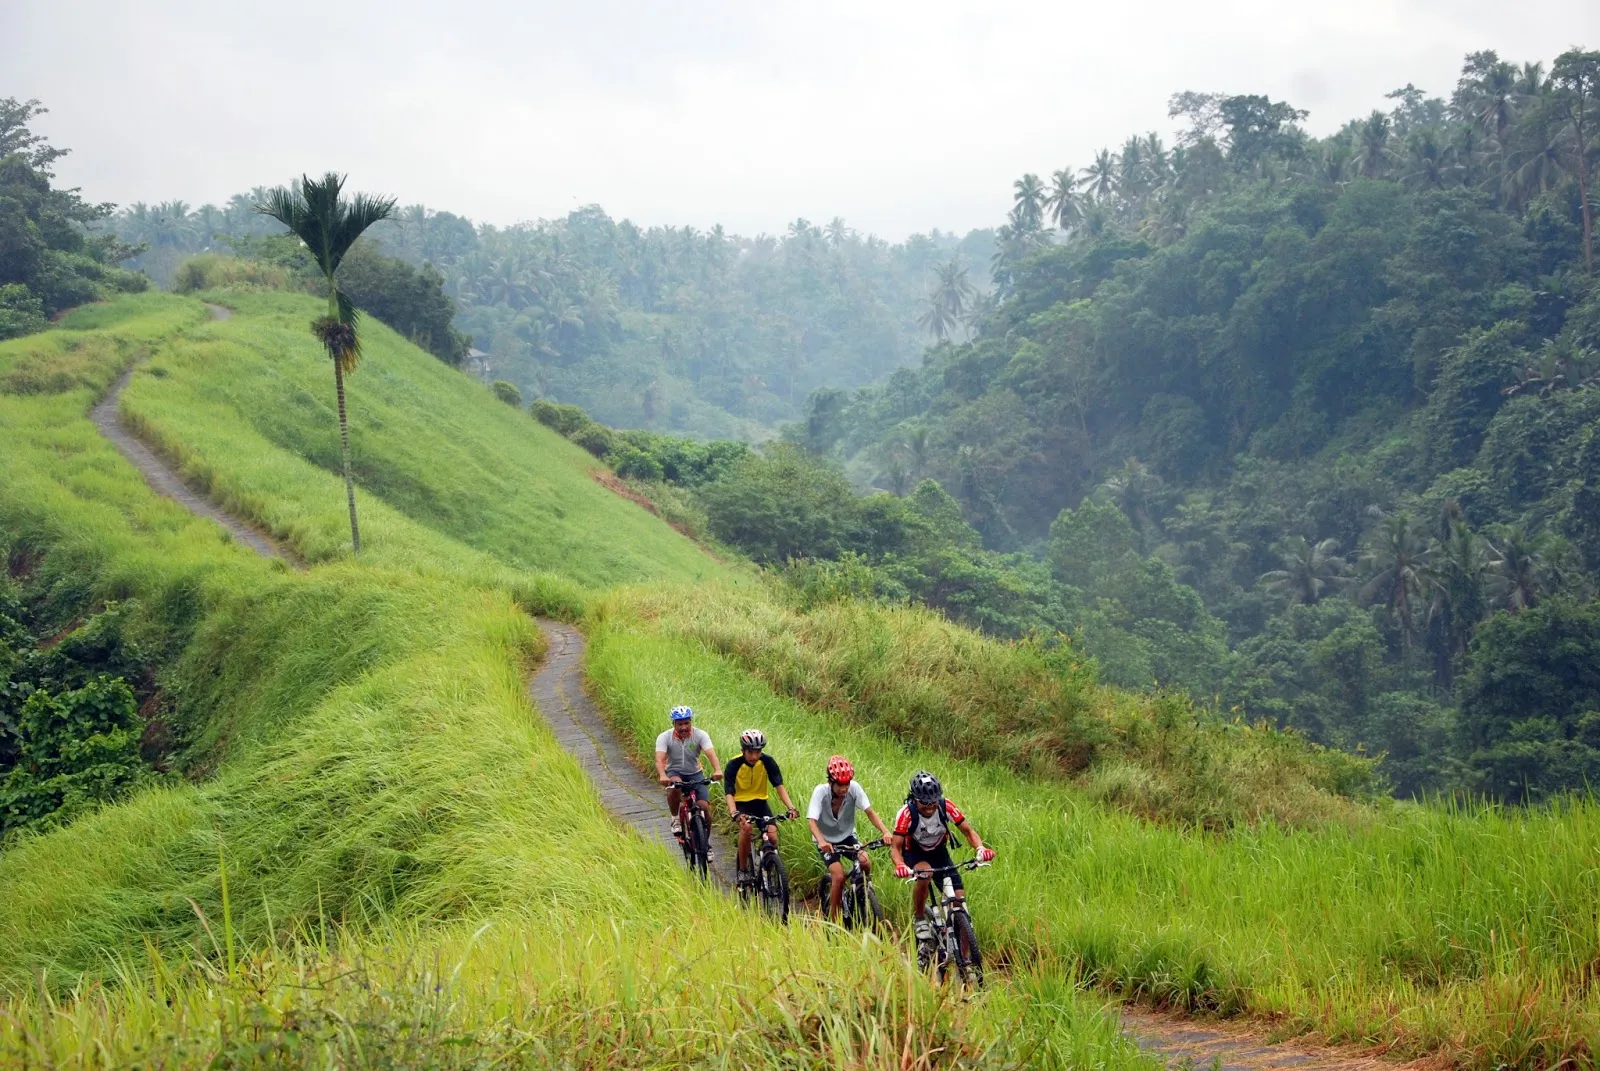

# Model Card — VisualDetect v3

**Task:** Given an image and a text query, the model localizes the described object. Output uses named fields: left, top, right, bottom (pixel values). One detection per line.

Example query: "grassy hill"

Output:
left=3, top=291, right=1600, bottom=1068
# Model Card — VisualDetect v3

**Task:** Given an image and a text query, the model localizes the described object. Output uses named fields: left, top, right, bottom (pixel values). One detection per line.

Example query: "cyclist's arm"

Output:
left=776, top=784, right=798, bottom=814
left=864, top=806, right=890, bottom=838
left=955, top=817, right=985, bottom=852
left=889, top=833, right=907, bottom=869
left=702, top=746, right=722, bottom=776
left=723, top=759, right=740, bottom=817
left=655, top=749, right=670, bottom=785
left=808, top=818, right=830, bottom=851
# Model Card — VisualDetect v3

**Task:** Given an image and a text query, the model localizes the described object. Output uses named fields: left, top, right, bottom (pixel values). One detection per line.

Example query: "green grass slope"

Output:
left=0, top=295, right=1140, bottom=1068
left=116, top=290, right=738, bottom=586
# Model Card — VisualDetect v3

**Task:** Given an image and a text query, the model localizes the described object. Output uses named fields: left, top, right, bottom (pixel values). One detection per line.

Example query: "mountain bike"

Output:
left=670, top=774, right=715, bottom=880
left=736, top=813, right=790, bottom=923
left=904, top=855, right=990, bottom=986
left=817, top=838, right=887, bottom=931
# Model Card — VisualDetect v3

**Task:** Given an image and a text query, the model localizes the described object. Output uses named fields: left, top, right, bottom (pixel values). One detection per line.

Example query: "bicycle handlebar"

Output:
left=899, top=857, right=992, bottom=881
left=735, top=812, right=790, bottom=827
left=669, top=774, right=715, bottom=787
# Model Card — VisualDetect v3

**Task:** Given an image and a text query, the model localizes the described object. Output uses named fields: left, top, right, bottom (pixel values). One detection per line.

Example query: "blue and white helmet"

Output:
left=669, top=705, right=694, bottom=722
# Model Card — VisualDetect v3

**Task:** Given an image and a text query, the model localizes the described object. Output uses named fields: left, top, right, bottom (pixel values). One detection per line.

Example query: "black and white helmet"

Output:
left=908, top=770, right=943, bottom=804
left=739, top=728, right=767, bottom=750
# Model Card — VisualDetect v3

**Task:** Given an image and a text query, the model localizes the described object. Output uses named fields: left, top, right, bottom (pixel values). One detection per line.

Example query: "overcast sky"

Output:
left=5, top=1, right=1599, bottom=240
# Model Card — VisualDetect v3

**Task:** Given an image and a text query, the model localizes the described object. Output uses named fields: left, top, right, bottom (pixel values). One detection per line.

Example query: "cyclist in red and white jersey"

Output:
left=889, top=770, right=996, bottom=954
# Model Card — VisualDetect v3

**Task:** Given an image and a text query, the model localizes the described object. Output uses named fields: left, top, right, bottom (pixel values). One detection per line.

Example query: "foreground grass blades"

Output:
left=0, top=296, right=1150, bottom=1069
left=585, top=602, right=1600, bottom=1069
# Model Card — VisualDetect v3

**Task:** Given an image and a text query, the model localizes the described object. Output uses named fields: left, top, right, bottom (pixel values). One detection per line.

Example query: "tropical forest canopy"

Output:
left=107, top=189, right=995, bottom=439
left=756, top=47, right=1600, bottom=802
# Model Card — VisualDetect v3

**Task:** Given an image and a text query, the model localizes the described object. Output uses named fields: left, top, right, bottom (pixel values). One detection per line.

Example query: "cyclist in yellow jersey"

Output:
left=723, top=728, right=799, bottom=875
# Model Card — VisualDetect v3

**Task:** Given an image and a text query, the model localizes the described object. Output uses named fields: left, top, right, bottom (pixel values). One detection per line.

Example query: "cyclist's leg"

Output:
left=826, top=858, right=846, bottom=917
left=736, top=817, right=752, bottom=871
left=666, top=783, right=682, bottom=817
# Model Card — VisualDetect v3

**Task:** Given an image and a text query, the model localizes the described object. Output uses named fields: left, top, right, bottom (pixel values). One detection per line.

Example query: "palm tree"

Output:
left=1011, top=173, right=1046, bottom=233
left=256, top=172, right=396, bottom=554
left=1045, top=168, right=1083, bottom=231
left=1551, top=49, right=1600, bottom=270
left=1081, top=150, right=1119, bottom=201
left=1352, top=112, right=1395, bottom=179
left=1259, top=536, right=1348, bottom=606
left=1421, top=520, right=1492, bottom=686
left=1485, top=524, right=1558, bottom=611
left=1359, top=512, right=1429, bottom=640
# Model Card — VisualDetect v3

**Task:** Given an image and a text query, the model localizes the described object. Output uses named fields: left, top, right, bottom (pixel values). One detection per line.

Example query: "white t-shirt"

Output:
left=807, top=781, right=871, bottom=844
left=656, top=727, right=713, bottom=777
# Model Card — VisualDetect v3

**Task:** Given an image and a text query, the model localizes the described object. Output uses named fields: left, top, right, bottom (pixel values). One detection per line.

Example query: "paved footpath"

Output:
left=88, top=303, right=297, bottom=565
left=528, top=618, right=739, bottom=889
left=78, top=302, right=1419, bottom=1071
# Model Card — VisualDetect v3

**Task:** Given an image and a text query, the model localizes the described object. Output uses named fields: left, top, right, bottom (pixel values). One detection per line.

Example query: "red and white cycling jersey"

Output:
left=893, top=799, right=966, bottom=851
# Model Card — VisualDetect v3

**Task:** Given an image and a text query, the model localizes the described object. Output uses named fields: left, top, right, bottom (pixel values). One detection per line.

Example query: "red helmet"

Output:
left=826, top=755, right=854, bottom=784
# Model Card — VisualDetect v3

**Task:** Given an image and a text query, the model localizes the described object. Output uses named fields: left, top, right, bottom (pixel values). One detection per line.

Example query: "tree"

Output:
left=1011, top=174, right=1046, bottom=233
left=1259, top=536, right=1348, bottom=606
left=1458, top=597, right=1600, bottom=801
left=1081, top=150, right=1119, bottom=201
left=1046, top=168, right=1083, bottom=231
left=257, top=173, right=396, bottom=554
left=1360, top=513, right=1430, bottom=641
left=1550, top=49, right=1600, bottom=270
left=1486, top=523, right=1557, bottom=611
left=918, top=257, right=974, bottom=343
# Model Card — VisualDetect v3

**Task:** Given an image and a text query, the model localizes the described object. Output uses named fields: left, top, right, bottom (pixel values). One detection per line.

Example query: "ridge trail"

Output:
left=76, top=298, right=1419, bottom=1071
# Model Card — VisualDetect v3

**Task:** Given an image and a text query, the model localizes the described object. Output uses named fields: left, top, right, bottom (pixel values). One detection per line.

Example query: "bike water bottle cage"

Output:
left=670, top=705, right=694, bottom=722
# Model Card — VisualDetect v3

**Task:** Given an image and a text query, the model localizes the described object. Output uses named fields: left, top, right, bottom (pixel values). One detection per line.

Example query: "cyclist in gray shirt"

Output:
left=807, top=755, right=890, bottom=921
left=655, top=705, right=721, bottom=839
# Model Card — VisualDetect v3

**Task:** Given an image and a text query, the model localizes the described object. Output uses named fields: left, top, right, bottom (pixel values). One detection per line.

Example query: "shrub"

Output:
left=571, top=423, right=617, bottom=458
left=529, top=400, right=594, bottom=438
left=172, top=254, right=293, bottom=294
left=490, top=380, right=522, bottom=407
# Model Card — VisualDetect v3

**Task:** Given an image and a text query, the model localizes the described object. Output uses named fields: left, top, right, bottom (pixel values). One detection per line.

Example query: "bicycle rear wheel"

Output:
left=952, top=909, right=984, bottom=987
left=759, top=851, right=790, bottom=924
left=855, top=880, right=885, bottom=932
left=688, top=812, right=710, bottom=880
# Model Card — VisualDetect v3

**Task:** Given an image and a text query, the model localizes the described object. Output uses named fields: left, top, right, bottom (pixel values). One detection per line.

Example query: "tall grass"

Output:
left=616, top=583, right=1375, bottom=827
left=0, top=298, right=1150, bottom=1069
left=117, top=289, right=741, bottom=587
left=585, top=605, right=1600, bottom=1069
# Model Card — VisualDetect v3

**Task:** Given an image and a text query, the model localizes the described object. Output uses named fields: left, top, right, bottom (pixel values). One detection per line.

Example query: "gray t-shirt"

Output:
left=656, top=727, right=713, bottom=777
left=807, top=781, right=871, bottom=844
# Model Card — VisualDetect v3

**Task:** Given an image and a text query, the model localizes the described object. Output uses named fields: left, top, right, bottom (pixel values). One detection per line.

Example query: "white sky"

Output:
left=5, top=0, right=1598, bottom=240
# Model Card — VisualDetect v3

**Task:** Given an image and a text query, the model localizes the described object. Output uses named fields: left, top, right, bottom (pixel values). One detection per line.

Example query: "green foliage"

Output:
left=1459, top=597, right=1600, bottom=801
left=335, top=239, right=470, bottom=365
left=172, top=253, right=293, bottom=294
left=0, top=99, right=146, bottom=338
left=489, top=379, right=521, bottom=406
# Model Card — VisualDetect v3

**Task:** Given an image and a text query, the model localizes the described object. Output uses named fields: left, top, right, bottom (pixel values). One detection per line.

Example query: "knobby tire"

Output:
left=760, top=851, right=790, bottom=924
left=688, top=813, right=710, bottom=880
left=952, top=909, right=983, bottom=987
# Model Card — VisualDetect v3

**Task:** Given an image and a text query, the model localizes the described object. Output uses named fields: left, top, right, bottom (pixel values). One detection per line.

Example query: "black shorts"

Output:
left=734, top=799, right=773, bottom=820
left=817, top=835, right=863, bottom=867
left=904, top=841, right=963, bottom=891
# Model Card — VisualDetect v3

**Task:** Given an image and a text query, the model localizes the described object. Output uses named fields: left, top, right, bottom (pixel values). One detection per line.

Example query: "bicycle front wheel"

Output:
left=759, top=851, right=790, bottom=924
left=856, top=880, right=886, bottom=932
left=952, top=910, right=983, bottom=987
left=688, top=813, right=710, bottom=880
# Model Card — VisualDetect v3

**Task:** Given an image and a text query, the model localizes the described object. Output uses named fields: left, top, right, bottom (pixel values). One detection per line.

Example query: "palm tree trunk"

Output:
left=334, top=358, right=361, bottom=554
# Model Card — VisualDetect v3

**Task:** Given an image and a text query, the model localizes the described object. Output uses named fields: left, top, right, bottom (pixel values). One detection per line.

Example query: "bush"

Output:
left=490, top=380, right=522, bottom=407
left=571, top=423, right=617, bottom=458
left=0, top=283, right=46, bottom=340
left=530, top=400, right=594, bottom=438
left=172, top=254, right=293, bottom=294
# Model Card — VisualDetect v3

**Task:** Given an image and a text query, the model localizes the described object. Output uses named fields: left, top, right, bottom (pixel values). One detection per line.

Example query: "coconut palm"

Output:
left=1259, top=536, right=1348, bottom=606
left=1045, top=168, right=1083, bottom=231
left=1352, top=112, right=1395, bottom=179
left=256, top=172, right=397, bottom=554
left=1081, top=149, right=1119, bottom=201
left=1359, top=512, right=1430, bottom=640
left=1011, top=173, right=1047, bottom=233
left=1485, top=524, right=1562, bottom=611
left=1550, top=49, right=1600, bottom=270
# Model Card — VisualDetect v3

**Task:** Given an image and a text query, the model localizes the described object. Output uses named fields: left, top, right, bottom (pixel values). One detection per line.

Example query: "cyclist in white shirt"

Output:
left=655, top=705, right=721, bottom=840
left=806, top=755, right=890, bottom=921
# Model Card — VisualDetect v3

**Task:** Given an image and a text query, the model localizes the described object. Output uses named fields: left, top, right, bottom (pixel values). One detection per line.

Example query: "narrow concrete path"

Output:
left=88, top=303, right=298, bottom=566
left=528, top=619, right=737, bottom=887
